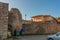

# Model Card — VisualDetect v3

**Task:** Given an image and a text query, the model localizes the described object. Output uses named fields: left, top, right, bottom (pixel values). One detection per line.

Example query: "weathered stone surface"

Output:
left=31, top=22, right=57, bottom=34
left=22, top=24, right=32, bottom=34
left=23, top=21, right=58, bottom=34
left=9, top=8, right=22, bottom=32
left=0, top=2, right=8, bottom=39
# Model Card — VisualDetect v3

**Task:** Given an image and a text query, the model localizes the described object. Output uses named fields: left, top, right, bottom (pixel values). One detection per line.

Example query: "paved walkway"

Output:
left=7, top=35, right=48, bottom=40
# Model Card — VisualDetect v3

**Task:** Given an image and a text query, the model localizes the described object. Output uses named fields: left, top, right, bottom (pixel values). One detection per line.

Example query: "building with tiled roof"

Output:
left=31, top=15, right=57, bottom=23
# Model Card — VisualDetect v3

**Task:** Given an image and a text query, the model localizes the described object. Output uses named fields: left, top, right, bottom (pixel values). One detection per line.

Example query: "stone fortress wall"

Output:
left=8, top=8, right=22, bottom=35
left=0, top=2, right=8, bottom=39
left=0, top=2, right=22, bottom=39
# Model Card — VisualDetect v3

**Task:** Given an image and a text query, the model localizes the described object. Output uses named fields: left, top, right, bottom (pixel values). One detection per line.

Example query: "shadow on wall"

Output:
left=8, top=24, right=13, bottom=35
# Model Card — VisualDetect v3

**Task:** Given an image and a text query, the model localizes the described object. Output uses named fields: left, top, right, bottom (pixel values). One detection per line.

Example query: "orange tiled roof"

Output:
left=56, top=18, right=60, bottom=22
left=31, top=15, right=51, bottom=18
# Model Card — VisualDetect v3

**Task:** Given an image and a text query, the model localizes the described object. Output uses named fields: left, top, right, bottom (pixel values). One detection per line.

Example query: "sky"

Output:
left=0, top=0, right=60, bottom=20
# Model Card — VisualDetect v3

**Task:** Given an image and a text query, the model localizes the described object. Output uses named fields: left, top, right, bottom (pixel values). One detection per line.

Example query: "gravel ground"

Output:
left=7, top=35, right=48, bottom=40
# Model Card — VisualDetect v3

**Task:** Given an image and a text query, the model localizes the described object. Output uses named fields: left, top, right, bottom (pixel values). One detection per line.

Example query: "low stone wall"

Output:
left=23, top=21, right=58, bottom=34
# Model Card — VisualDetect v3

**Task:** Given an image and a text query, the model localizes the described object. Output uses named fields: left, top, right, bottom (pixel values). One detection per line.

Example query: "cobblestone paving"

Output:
left=7, top=35, right=47, bottom=40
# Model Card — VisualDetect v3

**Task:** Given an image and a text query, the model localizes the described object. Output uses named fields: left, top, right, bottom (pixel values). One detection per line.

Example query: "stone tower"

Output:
left=0, top=2, right=8, bottom=39
left=9, top=8, right=22, bottom=34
